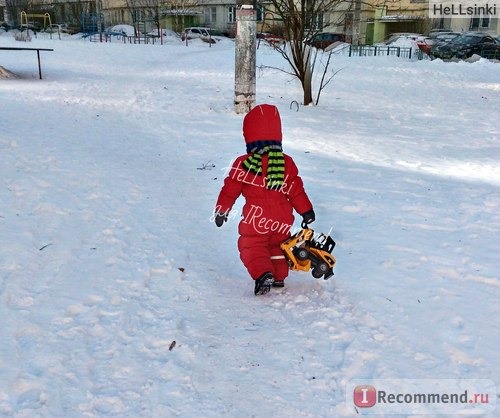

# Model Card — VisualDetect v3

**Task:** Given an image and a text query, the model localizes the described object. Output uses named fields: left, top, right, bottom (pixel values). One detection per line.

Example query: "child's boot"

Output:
left=254, top=272, right=274, bottom=295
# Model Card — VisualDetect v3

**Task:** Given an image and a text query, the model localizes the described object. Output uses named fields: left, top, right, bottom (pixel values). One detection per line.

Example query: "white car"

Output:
left=181, top=27, right=217, bottom=44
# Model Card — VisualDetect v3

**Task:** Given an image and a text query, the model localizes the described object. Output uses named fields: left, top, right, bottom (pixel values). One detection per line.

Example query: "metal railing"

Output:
left=345, top=45, right=423, bottom=60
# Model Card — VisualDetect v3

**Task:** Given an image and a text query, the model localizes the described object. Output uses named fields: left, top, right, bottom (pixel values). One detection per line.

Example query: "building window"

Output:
left=229, top=6, right=264, bottom=23
left=312, top=13, right=324, bottom=30
left=205, top=7, right=217, bottom=24
left=470, top=15, right=490, bottom=30
left=133, top=9, right=146, bottom=21
left=344, top=12, right=353, bottom=33
left=228, top=6, right=236, bottom=23
left=256, top=6, right=264, bottom=22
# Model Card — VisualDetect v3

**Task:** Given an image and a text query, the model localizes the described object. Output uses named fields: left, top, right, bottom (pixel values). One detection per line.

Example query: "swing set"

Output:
left=19, top=11, right=52, bottom=34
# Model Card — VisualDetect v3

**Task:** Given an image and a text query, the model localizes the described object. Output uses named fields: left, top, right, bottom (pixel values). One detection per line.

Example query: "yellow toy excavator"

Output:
left=280, top=226, right=336, bottom=280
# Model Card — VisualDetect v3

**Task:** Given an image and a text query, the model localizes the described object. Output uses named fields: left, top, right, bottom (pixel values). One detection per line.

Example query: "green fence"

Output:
left=343, top=44, right=499, bottom=61
left=477, top=48, right=500, bottom=59
left=346, top=45, right=423, bottom=60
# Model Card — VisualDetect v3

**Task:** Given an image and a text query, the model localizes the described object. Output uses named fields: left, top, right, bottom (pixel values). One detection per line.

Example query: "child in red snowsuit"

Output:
left=214, top=104, right=315, bottom=295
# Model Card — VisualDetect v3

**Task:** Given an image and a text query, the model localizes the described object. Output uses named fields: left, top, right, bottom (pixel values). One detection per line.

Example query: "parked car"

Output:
left=433, top=32, right=461, bottom=44
left=104, top=25, right=135, bottom=38
left=147, top=29, right=176, bottom=38
left=429, top=32, right=461, bottom=57
left=257, top=32, right=285, bottom=46
left=428, top=29, right=455, bottom=39
left=380, top=33, right=423, bottom=45
left=416, top=39, right=433, bottom=55
left=181, top=27, right=220, bottom=44
left=375, top=33, right=427, bottom=56
left=305, top=32, right=347, bottom=50
left=432, top=32, right=500, bottom=60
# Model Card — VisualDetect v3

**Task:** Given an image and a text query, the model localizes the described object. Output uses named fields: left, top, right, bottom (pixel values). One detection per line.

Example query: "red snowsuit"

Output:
left=215, top=104, right=313, bottom=282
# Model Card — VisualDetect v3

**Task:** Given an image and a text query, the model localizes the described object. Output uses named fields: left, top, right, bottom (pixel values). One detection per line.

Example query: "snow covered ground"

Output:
left=0, top=32, right=499, bottom=417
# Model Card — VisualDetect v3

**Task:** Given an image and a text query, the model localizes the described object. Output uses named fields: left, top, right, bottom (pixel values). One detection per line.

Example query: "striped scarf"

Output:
left=242, top=140, right=285, bottom=190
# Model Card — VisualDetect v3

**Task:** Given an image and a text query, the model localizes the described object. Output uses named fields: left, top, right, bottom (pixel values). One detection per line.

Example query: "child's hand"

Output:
left=301, top=209, right=315, bottom=226
left=214, top=212, right=228, bottom=227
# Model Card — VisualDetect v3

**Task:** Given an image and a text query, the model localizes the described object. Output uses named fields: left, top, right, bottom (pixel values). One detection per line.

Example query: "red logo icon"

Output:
left=353, top=385, right=377, bottom=408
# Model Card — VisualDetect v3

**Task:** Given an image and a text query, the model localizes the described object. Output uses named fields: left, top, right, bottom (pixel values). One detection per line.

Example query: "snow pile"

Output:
left=108, top=25, right=135, bottom=36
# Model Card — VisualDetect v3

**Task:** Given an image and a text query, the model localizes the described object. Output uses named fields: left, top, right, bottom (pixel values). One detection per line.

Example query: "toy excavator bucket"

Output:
left=310, top=233, right=336, bottom=254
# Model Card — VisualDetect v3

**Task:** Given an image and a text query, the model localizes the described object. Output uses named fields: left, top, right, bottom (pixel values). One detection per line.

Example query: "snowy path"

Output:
left=1, top=36, right=499, bottom=416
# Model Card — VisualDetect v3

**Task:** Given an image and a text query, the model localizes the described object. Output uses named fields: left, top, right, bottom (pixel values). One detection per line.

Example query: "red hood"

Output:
left=243, top=104, right=282, bottom=144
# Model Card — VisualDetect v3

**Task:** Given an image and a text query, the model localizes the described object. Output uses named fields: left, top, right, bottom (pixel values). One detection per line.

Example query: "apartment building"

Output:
left=2, top=0, right=498, bottom=43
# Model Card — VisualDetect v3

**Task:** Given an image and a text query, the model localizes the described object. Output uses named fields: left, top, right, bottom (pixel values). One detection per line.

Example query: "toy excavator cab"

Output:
left=280, top=226, right=336, bottom=280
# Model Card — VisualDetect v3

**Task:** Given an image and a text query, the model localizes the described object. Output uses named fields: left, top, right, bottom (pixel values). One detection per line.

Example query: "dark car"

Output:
left=306, top=32, right=346, bottom=50
left=432, top=32, right=500, bottom=60
left=429, top=32, right=461, bottom=57
left=428, top=29, right=455, bottom=39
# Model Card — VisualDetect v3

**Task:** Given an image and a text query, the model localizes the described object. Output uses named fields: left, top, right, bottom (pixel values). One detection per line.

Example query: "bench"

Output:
left=0, top=47, right=54, bottom=79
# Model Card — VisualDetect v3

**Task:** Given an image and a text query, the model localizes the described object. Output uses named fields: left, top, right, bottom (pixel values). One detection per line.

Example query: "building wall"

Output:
left=7, top=1, right=497, bottom=40
left=449, top=17, right=499, bottom=36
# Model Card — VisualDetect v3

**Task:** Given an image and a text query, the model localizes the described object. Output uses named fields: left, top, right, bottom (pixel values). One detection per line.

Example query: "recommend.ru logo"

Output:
left=347, top=379, right=496, bottom=415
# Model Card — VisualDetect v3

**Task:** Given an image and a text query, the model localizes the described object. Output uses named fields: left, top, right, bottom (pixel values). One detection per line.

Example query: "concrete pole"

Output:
left=234, top=5, right=256, bottom=114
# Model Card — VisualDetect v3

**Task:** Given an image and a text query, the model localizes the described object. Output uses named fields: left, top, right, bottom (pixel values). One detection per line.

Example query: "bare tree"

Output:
left=263, top=0, right=353, bottom=105
left=6, top=0, right=34, bottom=26
left=124, top=0, right=162, bottom=36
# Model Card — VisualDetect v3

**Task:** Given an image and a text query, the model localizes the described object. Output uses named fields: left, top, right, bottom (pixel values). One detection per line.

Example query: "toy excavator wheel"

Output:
left=312, top=262, right=329, bottom=279
left=295, top=248, right=309, bottom=261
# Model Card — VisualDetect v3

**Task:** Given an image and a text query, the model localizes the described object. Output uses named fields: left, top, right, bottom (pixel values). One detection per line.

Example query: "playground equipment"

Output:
left=81, top=11, right=104, bottom=40
left=19, top=11, right=52, bottom=39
